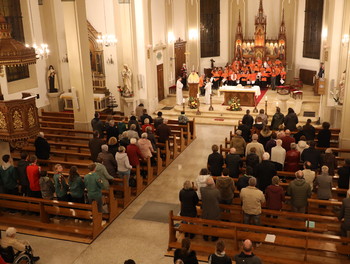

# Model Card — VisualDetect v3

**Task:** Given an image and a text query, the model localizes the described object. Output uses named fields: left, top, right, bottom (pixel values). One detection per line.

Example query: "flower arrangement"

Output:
left=118, top=86, right=134, bottom=98
left=227, top=97, right=242, bottom=111
left=188, top=97, right=199, bottom=109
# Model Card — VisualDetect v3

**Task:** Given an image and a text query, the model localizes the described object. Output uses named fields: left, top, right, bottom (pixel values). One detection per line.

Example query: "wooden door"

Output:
left=174, top=39, right=186, bottom=84
left=157, top=64, right=165, bottom=101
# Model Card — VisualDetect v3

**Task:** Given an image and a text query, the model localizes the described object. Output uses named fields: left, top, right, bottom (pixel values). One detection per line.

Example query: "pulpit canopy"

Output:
left=0, top=95, right=39, bottom=145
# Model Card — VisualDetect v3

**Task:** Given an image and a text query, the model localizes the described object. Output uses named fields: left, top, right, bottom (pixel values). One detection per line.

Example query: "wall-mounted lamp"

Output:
left=106, top=54, right=114, bottom=65
left=146, top=44, right=153, bottom=59
left=342, top=34, right=349, bottom=46
left=168, top=32, right=175, bottom=44
left=322, top=28, right=328, bottom=41
left=62, top=53, right=69, bottom=63
left=189, top=29, right=198, bottom=40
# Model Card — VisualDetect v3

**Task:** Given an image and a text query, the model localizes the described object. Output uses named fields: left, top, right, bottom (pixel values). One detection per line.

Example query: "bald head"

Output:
left=243, top=239, right=253, bottom=254
left=252, top=134, right=258, bottom=141
left=285, top=129, right=291, bottom=136
left=295, top=170, right=303, bottom=179
left=276, top=139, right=282, bottom=146
left=230, top=148, right=236, bottom=154
left=206, top=176, right=214, bottom=186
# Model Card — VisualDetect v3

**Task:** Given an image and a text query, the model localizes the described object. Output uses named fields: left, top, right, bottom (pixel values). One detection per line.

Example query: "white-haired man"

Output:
left=230, top=130, right=246, bottom=156
left=0, top=227, right=40, bottom=262
left=245, top=134, right=264, bottom=162
left=34, top=132, right=50, bottom=160
left=271, top=139, right=286, bottom=170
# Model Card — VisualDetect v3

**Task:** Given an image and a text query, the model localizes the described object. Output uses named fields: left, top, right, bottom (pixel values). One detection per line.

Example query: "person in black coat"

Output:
left=128, top=116, right=142, bottom=136
left=91, top=112, right=105, bottom=138
left=254, top=152, right=277, bottom=192
left=284, top=108, right=299, bottom=131
left=242, top=109, right=254, bottom=129
left=207, top=145, right=224, bottom=176
left=316, top=122, right=331, bottom=148
left=245, top=147, right=260, bottom=172
left=174, top=238, right=199, bottom=264
left=89, top=131, right=105, bottom=162
left=16, top=151, right=30, bottom=196
left=238, top=123, right=251, bottom=143
left=140, top=109, right=153, bottom=125
left=105, top=120, right=119, bottom=141
left=34, top=132, right=50, bottom=160
left=179, top=180, right=199, bottom=218
left=301, top=141, right=321, bottom=170
left=338, top=159, right=350, bottom=190
left=225, top=148, right=241, bottom=178
left=302, top=119, right=315, bottom=140
left=236, top=166, right=254, bottom=191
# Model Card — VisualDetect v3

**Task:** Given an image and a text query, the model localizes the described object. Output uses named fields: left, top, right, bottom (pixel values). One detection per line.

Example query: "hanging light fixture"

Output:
left=0, top=15, right=36, bottom=67
left=25, top=1, right=49, bottom=59
left=96, top=1, right=117, bottom=47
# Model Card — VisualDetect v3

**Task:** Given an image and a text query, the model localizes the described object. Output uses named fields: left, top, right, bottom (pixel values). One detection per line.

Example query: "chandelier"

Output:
left=97, top=34, right=117, bottom=47
left=26, top=1, right=49, bottom=59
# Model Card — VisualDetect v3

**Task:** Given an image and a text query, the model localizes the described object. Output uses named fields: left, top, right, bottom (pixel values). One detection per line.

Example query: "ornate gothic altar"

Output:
left=234, top=0, right=286, bottom=63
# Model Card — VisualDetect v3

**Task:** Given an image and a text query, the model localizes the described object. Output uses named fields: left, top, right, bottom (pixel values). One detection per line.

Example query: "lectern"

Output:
left=188, top=83, right=199, bottom=98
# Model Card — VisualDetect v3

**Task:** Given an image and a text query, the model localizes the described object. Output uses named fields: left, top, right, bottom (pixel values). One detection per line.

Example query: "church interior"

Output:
left=0, top=0, right=350, bottom=263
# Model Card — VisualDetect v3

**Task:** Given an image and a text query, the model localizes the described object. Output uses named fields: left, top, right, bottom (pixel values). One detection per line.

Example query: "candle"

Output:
left=182, top=98, right=185, bottom=103
left=276, top=102, right=279, bottom=107
left=192, top=65, right=195, bottom=71
left=265, top=96, right=268, bottom=101
left=197, top=93, right=200, bottom=98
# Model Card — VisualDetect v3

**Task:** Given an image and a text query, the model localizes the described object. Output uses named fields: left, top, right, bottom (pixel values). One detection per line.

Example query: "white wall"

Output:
left=151, top=0, right=166, bottom=45
left=246, top=0, right=281, bottom=38
left=293, top=0, right=320, bottom=76
left=200, top=0, right=229, bottom=72
left=173, top=0, right=186, bottom=41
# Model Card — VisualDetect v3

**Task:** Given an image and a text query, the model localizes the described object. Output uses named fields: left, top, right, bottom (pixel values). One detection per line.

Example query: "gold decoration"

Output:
left=28, top=107, right=35, bottom=128
left=0, top=111, right=7, bottom=129
left=13, top=110, right=23, bottom=129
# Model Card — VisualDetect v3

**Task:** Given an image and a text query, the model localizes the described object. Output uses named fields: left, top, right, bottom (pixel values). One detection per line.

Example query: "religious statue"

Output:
left=338, top=70, right=346, bottom=105
left=318, top=63, right=325, bottom=79
left=121, top=64, right=133, bottom=97
left=47, top=65, right=59, bottom=93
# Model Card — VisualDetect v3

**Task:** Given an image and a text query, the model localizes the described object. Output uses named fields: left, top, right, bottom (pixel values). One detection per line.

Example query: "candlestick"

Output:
left=182, top=98, right=185, bottom=103
left=276, top=102, right=279, bottom=107
left=197, top=93, right=199, bottom=98
left=265, top=96, right=268, bottom=101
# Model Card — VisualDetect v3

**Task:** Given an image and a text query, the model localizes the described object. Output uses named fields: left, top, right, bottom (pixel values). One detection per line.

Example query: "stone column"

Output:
left=62, top=0, right=94, bottom=130
left=185, top=0, right=200, bottom=73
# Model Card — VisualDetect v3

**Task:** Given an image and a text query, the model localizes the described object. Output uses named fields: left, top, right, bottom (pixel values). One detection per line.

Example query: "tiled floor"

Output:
left=6, top=125, right=233, bottom=264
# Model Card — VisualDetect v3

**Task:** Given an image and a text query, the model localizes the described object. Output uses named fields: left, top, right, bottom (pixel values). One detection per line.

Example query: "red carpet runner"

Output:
left=255, top=88, right=268, bottom=105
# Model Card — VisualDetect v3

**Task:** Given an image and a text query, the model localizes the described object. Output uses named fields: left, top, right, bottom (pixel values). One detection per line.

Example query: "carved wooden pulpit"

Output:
left=0, top=95, right=40, bottom=148
left=188, top=83, right=199, bottom=99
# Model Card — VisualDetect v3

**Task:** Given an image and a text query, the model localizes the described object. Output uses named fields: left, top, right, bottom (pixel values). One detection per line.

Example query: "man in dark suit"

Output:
left=301, top=141, right=321, bottom=170
left=207, top=144, right=224, bottom=176
left=254, top=152, right=277, bottom=192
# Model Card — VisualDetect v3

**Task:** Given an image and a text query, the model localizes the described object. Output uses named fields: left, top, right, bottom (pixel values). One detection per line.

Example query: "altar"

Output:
left=218, top=85, right=261, bottom=106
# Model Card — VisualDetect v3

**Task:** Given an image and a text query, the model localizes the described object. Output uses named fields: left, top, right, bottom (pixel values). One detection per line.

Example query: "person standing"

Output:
left=34, top=132, right=50, bottom=160
left=281, top=129, right=295, bottom=152
left=68, top=166, right=85, bottom=203
left=97, top=145, right=117, bottom=177
left=287, top=170, right=312, bottom=213
left=270, top=139, right=286, bottom=170
left=316, top=122, right=331, bottom=148
left=285, top=143, right=300, bottom=172
left=254, top=152, right=277, bottom=192
left=207, top=145, right=224, bottom=176
left=200, top=177, right=220, bottom=241
left=270, top=107, right=284, bottom=130
left=240, top=177, right=265, bottom=225
left=245, top=134, right=265, bottom=162
left=26, top=155, right=41, bottom=198
left=338, top=159, right=350, bottom=190
left=301, top=141, right=321, bottom=170
left=0, top=155, right=18, bottom=195
left=84, top=163, right=103, bottom=212
left=91, top=112, right=105, bottom=138
left=302, top=161, right=316, bottom=191
left=284, top=108, right=298, bottom=131
left=225, top=148, right=241, bottom=178
left=156, top=119, right=172, bottom=143
left=204, top=78, right=212, bottom=105
left=39, top=171, right=55, bottom=200
left=53, top=164, right=69, bottom=201
left=195, top=168, right=210, bottom=200
left=116, top=146, right=133, bottom=186
left=216, top=168, right=235, bottom=205
left=315, top=166, right=333, bottom=200
left=89, top=131, right=105, bottom=162
left=230, top=130, right=246, bottom=156
left=338, top=190, right=350, bottom=237
left=176, top=76, right=184, bottom=105
left=242, top=109, right=254, bottom=129
left=265, top=176, right=285, bottom=211
left=16, top=152, right=30, bottom=196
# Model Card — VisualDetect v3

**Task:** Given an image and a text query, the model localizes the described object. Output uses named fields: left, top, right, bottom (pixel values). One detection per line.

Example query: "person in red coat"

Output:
left=284, top=143, right=301, bottom=172
left=26, top=155, right=41, bottom=198
left=126, top=138, right=143, bottom=167
left=281, top=129, right=295, bottom=151
left=265, top=176, right=285, bottom=210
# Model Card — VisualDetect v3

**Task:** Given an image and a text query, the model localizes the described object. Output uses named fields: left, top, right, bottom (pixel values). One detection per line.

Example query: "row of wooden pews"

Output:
left=4, top=111, right=196, bottom=243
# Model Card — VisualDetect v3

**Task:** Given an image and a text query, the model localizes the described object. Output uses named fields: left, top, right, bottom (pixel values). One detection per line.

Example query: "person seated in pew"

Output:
left=98, top=145, right=117, bottom=177
left=126, top=138, right=143, bottom=168
left=0, top=155, right=18, bottom=195
left=338, top=159, right=350, bottom=192
left=321, top=148, right=337, bottom=176
left=153, top=111, right=164, bottom=129
left=287, top=170, right=312, bottom=213
left=230, top=130, right=246, bottom=157
left=173, top=238, right=199, bottom=264
left=39, top=170, right=55, bottom=200
left=0, top=227, right=40, bottom=262
left=314, top=166, right=333, bottom=201
left=237, top=166, right=254, bottom=191
left=140, top=109, right=153, bottom=125
left=156, top=119, right=172, bottom=144
left=95, top=157, right=114, bottom=190
left=208, top=240, right=232, bottom=264
left=207, top=145, right=224, bottom=177
left=179, top=180, right=199, bottom=239
left=34, top=132, right=50, bottom=160
left=53, top=164, right=69, bottom=201
left=265, top=176, right=285, bottom=211
left=338, top=189, right=350, bottom=238
left=216, top=168, right=235, bottom=205
left=234, top=239, right=262, bottom=264
left=84, top=163, right=103, bottom=213
left=26, top=155, right=42, bottom=198
left=178, top=111, right=189, bottom=125
left=225, top=148, right=241, bottom=178
left=141, top=118, right=154, bottom=133
left=116, top=146, right=133, bottom=186
left=89, top=131, right=105, bottom=162
left=240, top=177, right=265, bottom=226
left=68, top=166, right=85, bottom=203
left=195, top=168, right=210, bottom=200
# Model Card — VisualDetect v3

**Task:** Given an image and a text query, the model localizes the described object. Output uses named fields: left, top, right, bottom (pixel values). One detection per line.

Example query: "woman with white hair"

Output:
left=126, top=138, right=143, bottom=167
left=315, top=166, right=333, bottom=200
left=138, top=133, right=155, bottom=160
left=97, top=144, right=117, bottom=177
left=141, top=118, right=154, bottom=133
left=0, top=227, right=40, bottom=261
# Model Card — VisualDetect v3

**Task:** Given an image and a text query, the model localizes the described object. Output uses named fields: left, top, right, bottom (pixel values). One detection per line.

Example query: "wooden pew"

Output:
left=168, top=211, right=350, bottom=263
left=0, top=194, right=104, bottom=243
left=41, top=110, right=74, bottom=118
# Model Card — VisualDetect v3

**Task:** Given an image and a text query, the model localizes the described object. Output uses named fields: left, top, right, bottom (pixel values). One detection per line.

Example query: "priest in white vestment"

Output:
left=176, top=76, right=183, bottom=105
